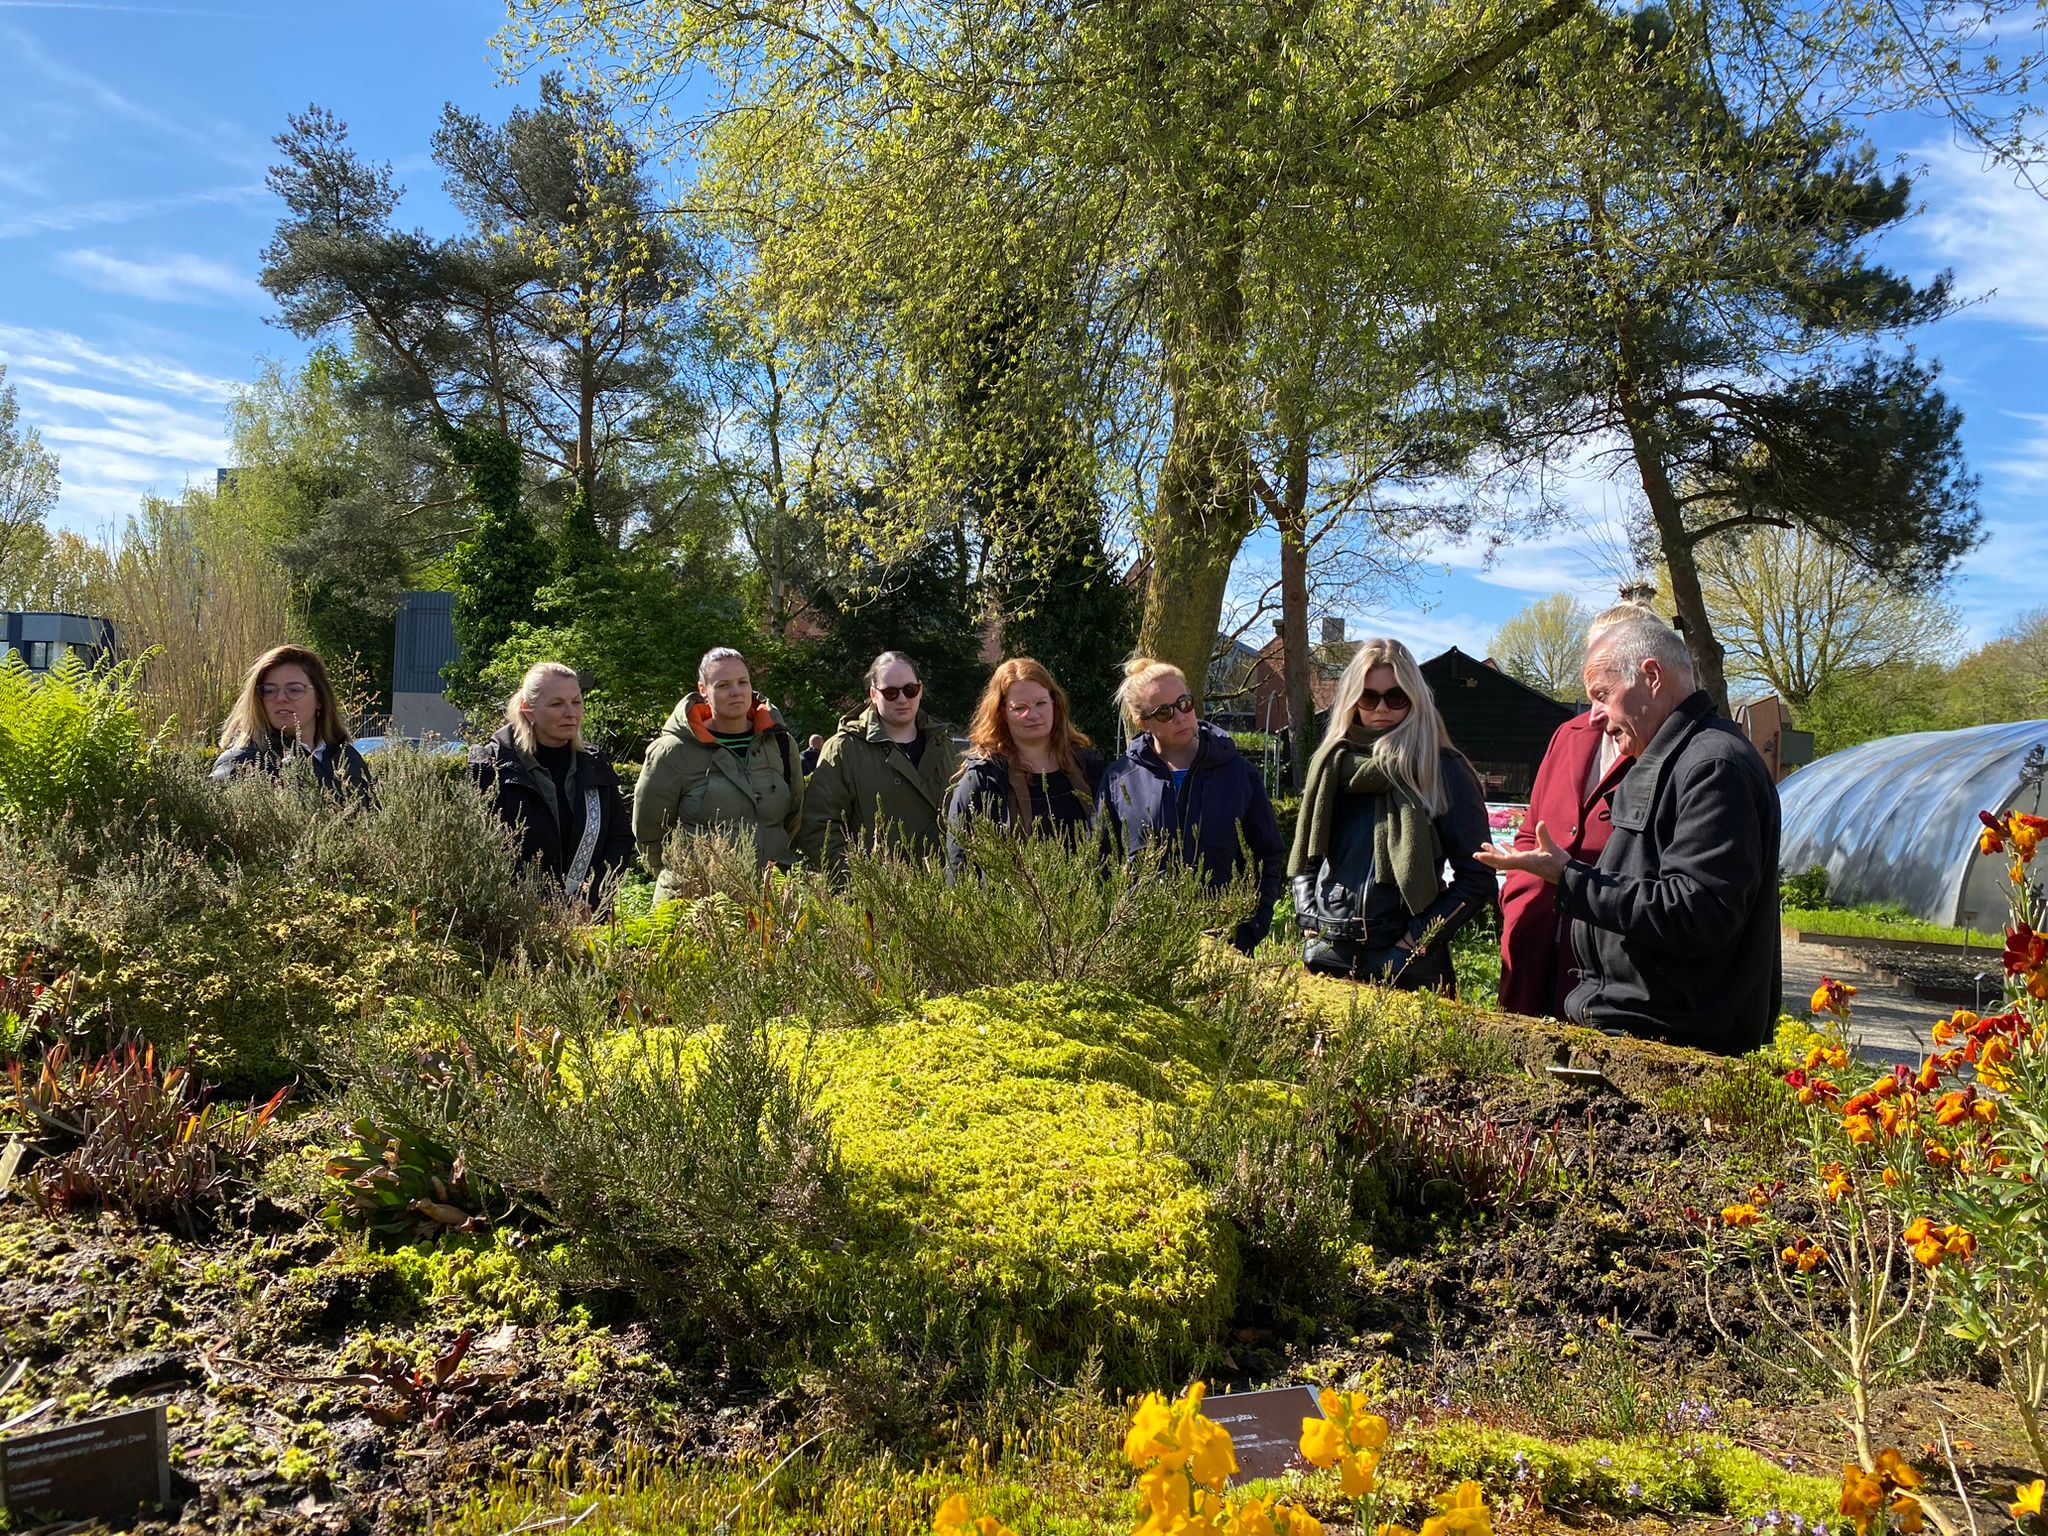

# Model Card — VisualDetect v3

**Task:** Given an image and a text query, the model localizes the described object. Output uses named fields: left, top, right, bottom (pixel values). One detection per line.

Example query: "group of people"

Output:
left=212, top=599, right=1780, bottom=1056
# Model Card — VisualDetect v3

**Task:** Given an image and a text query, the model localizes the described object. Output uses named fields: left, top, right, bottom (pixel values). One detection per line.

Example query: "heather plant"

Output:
left=331, top=954, right=846, bottom=1348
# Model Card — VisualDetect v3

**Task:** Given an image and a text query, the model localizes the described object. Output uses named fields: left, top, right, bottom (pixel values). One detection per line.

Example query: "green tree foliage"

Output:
left=991, top=514, right=1138, bottom=748
left=479, top=547, right=744, bottom=750
left=444, top=424, right=548, bottom=708
left=0, top=363, right=60, bottom=608
left=261, top=94, right=693, bottom=696
left=508, top=0, right=1594, bottom=704
left=223, top=350, right=463, bottom=694
left=1689, top=524, right=1961, bottom=711
left=1490, top=594, right=1594, bottom=702
left=1510, top=10, right=1980, bottom=708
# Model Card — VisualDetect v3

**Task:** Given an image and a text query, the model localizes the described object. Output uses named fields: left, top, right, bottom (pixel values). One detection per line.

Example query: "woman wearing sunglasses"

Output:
left=946, top=656, right=1103, bottom=863
left=1288, top=637, right=1493, bottom=990
left=797, top=650, right=960, bottom=868
left=212, top=643, right=373, bottom=803
left=1097, top=658, right=1284, bottom=953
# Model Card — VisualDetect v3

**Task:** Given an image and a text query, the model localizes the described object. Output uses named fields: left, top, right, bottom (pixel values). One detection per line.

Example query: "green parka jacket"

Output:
left=633, top=692, right=804, bottom=897
left=795, top=707, right=959, bottom=868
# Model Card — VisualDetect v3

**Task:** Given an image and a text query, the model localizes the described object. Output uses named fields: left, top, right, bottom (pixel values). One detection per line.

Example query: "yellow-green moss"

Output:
left=805, top=984, right=1237, bottom=1375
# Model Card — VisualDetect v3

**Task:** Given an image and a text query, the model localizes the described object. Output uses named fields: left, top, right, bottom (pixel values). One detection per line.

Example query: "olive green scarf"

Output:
left=1289, top=723, right=1443, bottom=917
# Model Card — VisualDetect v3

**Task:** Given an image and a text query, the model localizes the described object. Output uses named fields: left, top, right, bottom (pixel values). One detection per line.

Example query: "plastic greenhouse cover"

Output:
left=1779, top=719, right=2048, bottom=926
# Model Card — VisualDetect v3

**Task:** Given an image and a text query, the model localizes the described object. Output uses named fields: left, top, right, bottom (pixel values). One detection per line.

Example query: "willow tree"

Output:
left=507, top=0, right=1593, bottom=697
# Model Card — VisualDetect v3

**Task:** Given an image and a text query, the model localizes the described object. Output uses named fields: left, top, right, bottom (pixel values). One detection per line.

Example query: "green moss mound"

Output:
left=806, top=982, right=1238, bottom=1379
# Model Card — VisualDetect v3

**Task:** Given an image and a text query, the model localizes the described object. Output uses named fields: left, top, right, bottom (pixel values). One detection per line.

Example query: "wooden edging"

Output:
left=1782, top=927, right=1996, bottom=960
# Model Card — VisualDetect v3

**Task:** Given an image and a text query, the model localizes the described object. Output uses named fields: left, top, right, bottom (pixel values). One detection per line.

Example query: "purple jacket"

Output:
left=1097, top=721, right=1285, bottom=951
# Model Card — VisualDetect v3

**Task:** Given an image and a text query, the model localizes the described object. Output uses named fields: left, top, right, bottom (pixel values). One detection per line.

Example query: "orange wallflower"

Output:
left=1720, top=1203, right=1764, bottom=1227
left=1812, top=977, right=1858, bottom=1016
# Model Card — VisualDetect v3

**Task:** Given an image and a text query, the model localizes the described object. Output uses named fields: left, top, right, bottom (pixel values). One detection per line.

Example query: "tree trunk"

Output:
left=1613, top=320, right=1730, bottom=711
left=1619, top=400, right=1730, bottom=710
left=1275, top=429, right=1314, bottom=784
left=1137, top=239, right=1252, bottom=709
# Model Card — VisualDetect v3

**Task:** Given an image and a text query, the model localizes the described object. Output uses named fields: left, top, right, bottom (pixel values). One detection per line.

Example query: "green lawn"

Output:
left=1782, top=905, right=2003, bottom=948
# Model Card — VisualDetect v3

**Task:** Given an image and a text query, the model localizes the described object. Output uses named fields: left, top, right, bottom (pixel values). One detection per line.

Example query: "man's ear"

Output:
left=1641, top=658, right=1664, bottom=692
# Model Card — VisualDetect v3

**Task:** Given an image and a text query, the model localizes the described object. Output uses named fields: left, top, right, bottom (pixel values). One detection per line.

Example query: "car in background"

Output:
left=353, top=735, right=468, bottom=758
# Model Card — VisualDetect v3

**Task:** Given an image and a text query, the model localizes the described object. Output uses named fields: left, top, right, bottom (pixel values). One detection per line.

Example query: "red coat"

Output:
left=1498, top=712, right=1631, bottom=1016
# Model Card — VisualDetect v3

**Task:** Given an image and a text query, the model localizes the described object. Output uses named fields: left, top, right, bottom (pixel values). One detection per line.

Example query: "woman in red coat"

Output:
left=1496, top=602, right=1653, bottom=1016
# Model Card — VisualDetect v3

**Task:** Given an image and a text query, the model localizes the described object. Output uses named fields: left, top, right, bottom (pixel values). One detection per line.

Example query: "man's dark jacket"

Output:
left=468, top=725, right=636, bottom=905
left=1556, top=689, right=1780, bottom=1055
left=1097, top=721, right=1285, bottom=953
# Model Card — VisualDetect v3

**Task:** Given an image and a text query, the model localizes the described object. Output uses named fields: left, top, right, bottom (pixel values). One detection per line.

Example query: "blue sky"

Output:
left=0, top=0, right=2042, bottom=662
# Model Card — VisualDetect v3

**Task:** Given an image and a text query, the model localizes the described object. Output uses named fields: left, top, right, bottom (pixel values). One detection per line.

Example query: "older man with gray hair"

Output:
left=1477, top=614, right=1781, bottom=1055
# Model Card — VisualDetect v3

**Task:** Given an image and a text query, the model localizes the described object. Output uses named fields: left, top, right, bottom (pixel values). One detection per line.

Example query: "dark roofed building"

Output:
left=391, top=591, right=462, bottom=738
left=2, top=611, right=117, bottom=673
left=1419, top=646, right=1575, bottom=801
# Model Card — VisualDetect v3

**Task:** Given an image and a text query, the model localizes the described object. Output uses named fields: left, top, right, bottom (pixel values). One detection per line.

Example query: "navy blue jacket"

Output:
left=1097, top=722, right=1285, bottom=953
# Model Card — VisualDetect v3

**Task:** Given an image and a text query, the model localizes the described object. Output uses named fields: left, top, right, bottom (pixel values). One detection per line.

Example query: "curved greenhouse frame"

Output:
left=1779, top=721, right=2048, bottom=927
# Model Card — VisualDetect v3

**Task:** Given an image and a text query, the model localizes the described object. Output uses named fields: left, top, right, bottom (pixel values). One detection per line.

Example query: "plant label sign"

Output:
left=1203, top=1385, right=1322, bottom=1483
left=0, top=1404, right=171, bottom=1523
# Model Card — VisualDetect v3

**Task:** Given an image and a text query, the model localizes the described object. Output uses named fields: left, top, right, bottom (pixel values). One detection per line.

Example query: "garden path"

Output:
left=1779, top=935, right=1985, bottom=1067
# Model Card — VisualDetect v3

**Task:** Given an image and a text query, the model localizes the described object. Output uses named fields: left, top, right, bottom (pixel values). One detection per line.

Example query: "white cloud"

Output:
left=58, top=248, right=256, bottom=307
left=0, top=181, right=265, bottom=240
left=0, top=324, right=242, bottom=403
left=1912, top=143, right=2048, bottom=334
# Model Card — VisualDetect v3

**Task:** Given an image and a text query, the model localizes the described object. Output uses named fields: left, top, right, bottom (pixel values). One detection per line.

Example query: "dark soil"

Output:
left=0, top=1061, right=2030, bottom=1535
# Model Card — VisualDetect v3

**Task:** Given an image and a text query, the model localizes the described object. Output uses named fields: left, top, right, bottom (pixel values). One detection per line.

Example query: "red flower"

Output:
left=2004, top=923, right=2048, bottom=979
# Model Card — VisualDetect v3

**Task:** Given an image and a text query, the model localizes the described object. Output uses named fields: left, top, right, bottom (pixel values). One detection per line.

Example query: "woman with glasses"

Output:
left=212, top=643, right=373, bottom=802
left=634, top=646, right=804, bottom=897
left=946, top=656, right=1103, bottom=863
left=797, top=650, right=960, bottom=868
left=1288, top=637, right=1493, bottom=990
left=1097, top=657, right=1284, bottom=953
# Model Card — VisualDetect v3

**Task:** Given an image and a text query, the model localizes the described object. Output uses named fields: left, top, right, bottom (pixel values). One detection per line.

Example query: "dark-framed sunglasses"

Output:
left=1356, top=687, right=1412, bottom=713
left=875, top=681, right=923, bottom=701
left=1137, top=693, right=1196, bottom=724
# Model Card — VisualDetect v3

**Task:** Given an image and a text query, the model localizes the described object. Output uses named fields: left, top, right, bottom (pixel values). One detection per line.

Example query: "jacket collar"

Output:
left=683, top=693, right=777, bottom=744
left=1129, top=719, right=1232, bottom=774
left=1607, top=689, right=1715, bottom=833
left=854, top=706, right=935, bottom=750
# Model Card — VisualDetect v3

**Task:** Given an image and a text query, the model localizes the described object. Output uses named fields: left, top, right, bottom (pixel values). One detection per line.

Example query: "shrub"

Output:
left=3, top=1038, right=286, bottom=1232
left=1780, top=863, right=1831, bottom=909
left=331, top=957, right=846, bottom=1349
left=0, top=868, right=463, bottom=1094
left=0, top=653, right=159, bottom=831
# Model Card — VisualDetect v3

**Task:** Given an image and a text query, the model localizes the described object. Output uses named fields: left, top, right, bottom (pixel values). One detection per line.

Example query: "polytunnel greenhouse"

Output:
left=1779, top=719, right=2048, bottom=928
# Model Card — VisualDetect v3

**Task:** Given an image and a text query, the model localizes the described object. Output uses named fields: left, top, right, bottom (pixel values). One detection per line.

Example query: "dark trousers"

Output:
left=1302, top=936, right=1456, bottom=995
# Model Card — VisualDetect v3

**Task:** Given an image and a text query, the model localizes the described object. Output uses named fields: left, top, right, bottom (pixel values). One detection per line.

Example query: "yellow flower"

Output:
left=1812, top=977, right=1858, bottom=1016
left=1226, top=1495, right=1325, bottom=1536
left=1842, top=1113, right=1878, bottom=1145
left=1419, top=1481, right=1494, bottom=1536
left=1720, top=1202, right=1764, bottom=1227
left=1128, top=1383, right=1237, bottom=1488
left=2011, top=1479, right=2045, bottom=1519
left=1890, top=1493, right=1925, bottom=1533
left=1821, top=1163, right=1851, bottom=1200
left=933, top=1494, right=1019, bottom=1536
left=1841, top=1466, right=1885, bottom=1533
left=1874, top=1449, right=1923, bottom=1492
left=1340, top=1452, right=1379, bottom=1496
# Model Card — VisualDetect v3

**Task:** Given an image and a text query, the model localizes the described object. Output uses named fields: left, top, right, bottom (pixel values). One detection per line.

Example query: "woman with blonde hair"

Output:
left=1097, top=657, right=1284, bottom=952
left=212, top=643, right=372, bottom=802
left=945, top=657, right=1103, bottom=863
left=1288, top=637, right=1493, bottom=989
left=468, top=662, right=636, bottom=911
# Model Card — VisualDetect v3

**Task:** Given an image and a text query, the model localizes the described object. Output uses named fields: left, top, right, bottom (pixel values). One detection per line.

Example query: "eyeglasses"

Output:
left=1136, top=693, right=1195, bottom=724
left=260, top=682, right=312, bottom=701
left=1356, top=687, right=1412, bottom=713
left=1006, top=699, right=1050, bottom=717
left=875, top=681, right=923, bottom=701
